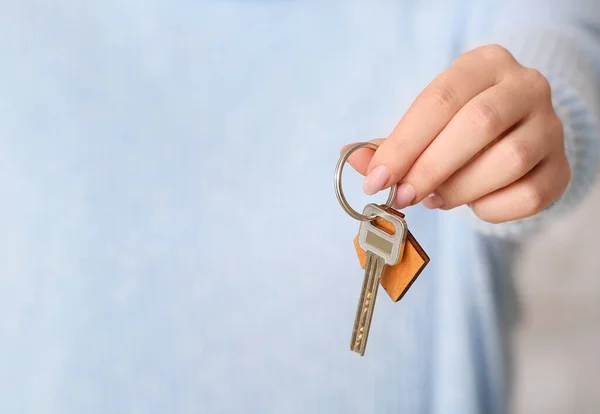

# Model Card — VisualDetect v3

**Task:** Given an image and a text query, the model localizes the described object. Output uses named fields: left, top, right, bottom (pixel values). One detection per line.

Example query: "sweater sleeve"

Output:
left=461, top=2, right=600, bottom=239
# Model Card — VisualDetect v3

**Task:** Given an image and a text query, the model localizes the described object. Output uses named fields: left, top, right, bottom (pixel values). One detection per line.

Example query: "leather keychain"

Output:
left=353, top=206, right=430, bottom=302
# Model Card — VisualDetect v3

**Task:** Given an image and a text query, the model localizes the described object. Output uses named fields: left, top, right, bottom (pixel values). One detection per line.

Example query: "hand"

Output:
left=344, top=45, right=570, bottom=223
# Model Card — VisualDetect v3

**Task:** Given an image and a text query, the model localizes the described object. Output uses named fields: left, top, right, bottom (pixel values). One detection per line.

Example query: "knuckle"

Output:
left=506, top=137, right=534, bottom=173
left=549, top=114, right=564, bottom=140
left=470, top=100, right=503, bottom=134
left=537, top=113, right=563, bottom=150
left=476, top=44, right=515, bottom=64
left=522, top=184, right=547, bottom=215
left=430, top=84, right=458, bottom=111
left=525, top=68, right=552, bottom=100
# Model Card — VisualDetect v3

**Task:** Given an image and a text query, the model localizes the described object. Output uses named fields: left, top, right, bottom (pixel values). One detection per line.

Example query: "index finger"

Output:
left=366, top=45, right=518, bottom=191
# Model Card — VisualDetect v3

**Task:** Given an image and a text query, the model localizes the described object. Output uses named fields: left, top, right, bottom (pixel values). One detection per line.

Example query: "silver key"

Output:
left=350, top=204, right=407, bottom=356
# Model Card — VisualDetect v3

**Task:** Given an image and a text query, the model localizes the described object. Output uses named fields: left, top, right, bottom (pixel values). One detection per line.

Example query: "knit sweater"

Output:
left=0, top=1, right=598, bottom=414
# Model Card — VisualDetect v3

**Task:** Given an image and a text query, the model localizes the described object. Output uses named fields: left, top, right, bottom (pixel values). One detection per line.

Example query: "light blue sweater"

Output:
left=0, top=1, right=598, bottom=414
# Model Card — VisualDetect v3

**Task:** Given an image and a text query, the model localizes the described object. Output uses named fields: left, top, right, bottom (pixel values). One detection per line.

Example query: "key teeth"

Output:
left=350, top=252, right=384, bottom=356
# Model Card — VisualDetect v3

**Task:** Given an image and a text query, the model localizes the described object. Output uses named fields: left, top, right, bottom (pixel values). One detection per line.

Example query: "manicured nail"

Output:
left=363, top=165, right=390, bottom=195
left=423, top=192, right=445, bottom=209
left=394, top=183, right=416, bottom=209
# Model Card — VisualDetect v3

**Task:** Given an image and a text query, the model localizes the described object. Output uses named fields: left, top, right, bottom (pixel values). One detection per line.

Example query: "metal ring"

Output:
left=334, top=142, right=397, bottom=221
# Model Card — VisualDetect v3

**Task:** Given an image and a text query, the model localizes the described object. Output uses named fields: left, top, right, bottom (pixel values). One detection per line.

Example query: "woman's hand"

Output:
left=344, top=45, right=570, bottom=223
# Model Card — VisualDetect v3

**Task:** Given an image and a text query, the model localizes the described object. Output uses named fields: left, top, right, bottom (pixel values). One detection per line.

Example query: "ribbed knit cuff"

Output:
left=464, top=29, right=600, bottom=239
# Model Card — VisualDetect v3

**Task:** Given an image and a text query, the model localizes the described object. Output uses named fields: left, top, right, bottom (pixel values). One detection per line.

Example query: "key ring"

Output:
left=334, top=142, right=397, bottom=221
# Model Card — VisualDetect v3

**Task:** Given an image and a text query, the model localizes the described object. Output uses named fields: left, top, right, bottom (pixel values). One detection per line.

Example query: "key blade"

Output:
left=358, top=256, right=383, bottom=356
left=350, top=251, right=384, bottom=356
left=350, top=252, right=371, bottom=351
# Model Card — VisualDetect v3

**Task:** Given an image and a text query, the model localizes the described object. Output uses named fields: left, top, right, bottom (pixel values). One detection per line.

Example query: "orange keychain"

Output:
left=353, top=206, right=429, bottom=302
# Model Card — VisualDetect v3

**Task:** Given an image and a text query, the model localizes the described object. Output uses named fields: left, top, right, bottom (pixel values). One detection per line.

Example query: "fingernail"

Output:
left=423, top=192, right=445, bottom=209
left=363, top=165, right=390, bottom=195
left=394, top=183, right=416, bottom=209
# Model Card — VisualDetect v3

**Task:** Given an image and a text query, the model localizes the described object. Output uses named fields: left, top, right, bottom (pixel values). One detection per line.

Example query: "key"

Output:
left=350, top=203, right=408, bottom=356
left=353, top=206, right=430, bottom=302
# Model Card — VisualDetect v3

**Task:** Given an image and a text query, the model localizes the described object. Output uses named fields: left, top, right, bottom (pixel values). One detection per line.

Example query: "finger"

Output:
left=433, top=113, right=562, bottom=209
left=469, top=153, right=571, bottom=223
left=341, top=138, right=385, bottom=175
left=401, top=78, right=536, bottom=206
left=364, top=45, right=519, bottom=193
